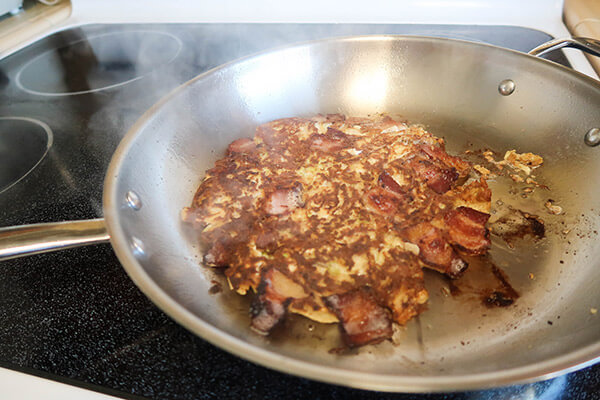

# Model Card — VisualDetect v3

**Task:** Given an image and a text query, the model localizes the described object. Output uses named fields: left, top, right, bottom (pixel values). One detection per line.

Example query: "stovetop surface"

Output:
left=0, top=23, right=596, bottom=399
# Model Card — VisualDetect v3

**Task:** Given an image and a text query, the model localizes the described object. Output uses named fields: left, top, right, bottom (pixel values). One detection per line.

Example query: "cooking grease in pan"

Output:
left=490, top=208, right=546, bottom=248
left=445, top=257, right=520, bottom=308
left=184, top=114, right=556, bottom=349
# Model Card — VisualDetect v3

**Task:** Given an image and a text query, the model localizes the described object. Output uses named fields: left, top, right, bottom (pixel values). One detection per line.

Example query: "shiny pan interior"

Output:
left=103, top=36, right=600, bottom=392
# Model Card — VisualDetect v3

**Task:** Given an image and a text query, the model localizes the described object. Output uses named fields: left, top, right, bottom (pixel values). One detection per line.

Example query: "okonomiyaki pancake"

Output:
left=183, top=114, right=492, bottom=347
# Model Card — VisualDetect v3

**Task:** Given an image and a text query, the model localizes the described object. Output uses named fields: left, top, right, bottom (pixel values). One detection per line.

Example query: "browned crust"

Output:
left=185, top=114, right=491, bottom=333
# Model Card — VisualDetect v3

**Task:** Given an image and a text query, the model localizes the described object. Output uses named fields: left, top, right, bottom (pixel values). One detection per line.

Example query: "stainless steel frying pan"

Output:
left=2, top=36, right=600, bottom=392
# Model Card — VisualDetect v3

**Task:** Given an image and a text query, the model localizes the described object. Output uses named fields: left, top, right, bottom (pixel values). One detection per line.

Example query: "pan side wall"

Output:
left=105, top=37, right=600, bottom=388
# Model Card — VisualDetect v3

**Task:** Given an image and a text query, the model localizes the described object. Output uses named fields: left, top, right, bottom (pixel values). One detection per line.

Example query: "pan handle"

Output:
left=0, top=219, right=110, bottom=261
left=529, top=37, right=600, bottom=58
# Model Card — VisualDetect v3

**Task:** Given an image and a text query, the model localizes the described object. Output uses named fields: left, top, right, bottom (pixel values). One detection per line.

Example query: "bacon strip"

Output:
left=255, top=125, right=280, bottom=147
left=324, top=288, right=393, bottom=347
left=311, top=127, right=350, bottom=152
left=445, top=207, right=491, bottom=254
left=250, top=268, right=307, bottom=335
left=420, top=144, right=471, bottom=178
left=203, top=240, right=229, bottom=267
left=265, top=183, right=304, bottom=215
left=407, top=159, right=458, bottom=194
left=364, top=187, right=404, bottom=216
left=378, top=171, right=403, bottom=194
left=403, top=222, right=467, bottom=278
left=227, top=138, right=257, bottom=154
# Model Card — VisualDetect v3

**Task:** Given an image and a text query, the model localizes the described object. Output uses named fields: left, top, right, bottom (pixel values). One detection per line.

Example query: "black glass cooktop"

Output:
left=0, top=23, right=596, bottom=399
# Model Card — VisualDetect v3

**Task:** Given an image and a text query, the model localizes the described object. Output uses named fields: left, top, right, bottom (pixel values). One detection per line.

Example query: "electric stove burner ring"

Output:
left=15, top=30, right=183, bottom=96
left=0, top=117, right=53, bottom=194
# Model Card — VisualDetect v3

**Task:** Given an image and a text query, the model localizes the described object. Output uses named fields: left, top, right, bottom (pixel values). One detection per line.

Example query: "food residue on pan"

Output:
left=545, top=199, right=563, bottom=215
left=480, top=149, right=543, bottom=177
left=483, top=264, right=520, bottom=308
left=444, top=256, right=519, bottom=308
left=471, top=148, right=548, bottom=199
left=489, top=208, right=545, bottom=249
left=183, top=114, right=551, bottom=349
left=208, top=280, right=223, bottom=294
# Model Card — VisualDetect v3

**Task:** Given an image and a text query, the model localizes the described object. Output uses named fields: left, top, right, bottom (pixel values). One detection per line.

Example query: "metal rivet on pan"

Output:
left=126, top=190, right=142, bottom=210
left=585, top=128, right=600, bottom=147
left=130, top=237, right=146, bottom=258
left=498, top=79, right=515, bottom=96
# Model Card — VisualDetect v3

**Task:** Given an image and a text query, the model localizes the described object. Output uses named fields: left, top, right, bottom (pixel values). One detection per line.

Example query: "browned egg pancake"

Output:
left=183, top=114, right=492, bottom=348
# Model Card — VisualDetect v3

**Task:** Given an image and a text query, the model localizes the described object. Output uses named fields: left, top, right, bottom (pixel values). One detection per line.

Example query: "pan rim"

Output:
left=103, top=34, right=600, bottom=392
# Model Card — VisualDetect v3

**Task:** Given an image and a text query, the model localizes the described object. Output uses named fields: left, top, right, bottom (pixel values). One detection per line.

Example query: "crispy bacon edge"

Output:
left=311, top=127, right=351, bottom=152
left=324, top=287, right=393, bottom=348
left=227, top=137, right=257, bottom=154
left=364, top=171, right=411, bottom=216
left=403, top=222, right=468, bottom=278
left=445, top=206, right=491, bottom=254
left=420, top=143, right=471, bottom=178
left=250, top=268, right=307, bottom=335
left=407, top=158, right=459, bottom=194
